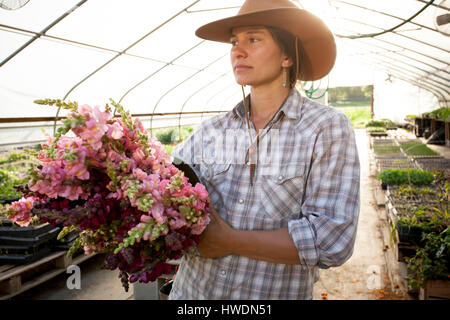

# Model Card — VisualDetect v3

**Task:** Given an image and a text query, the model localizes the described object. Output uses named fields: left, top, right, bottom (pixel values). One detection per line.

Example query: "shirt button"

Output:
left=220, top=270, right=226, bottom=276
left=246, top=161, right=250, bottom=166
left=278, top=175, right=284, bottom=180
left=238, top=198, right=244, bottom=204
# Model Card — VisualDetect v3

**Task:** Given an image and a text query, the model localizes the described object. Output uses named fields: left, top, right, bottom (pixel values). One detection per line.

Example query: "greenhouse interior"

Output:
left=0, top=0, right=449, bottom=302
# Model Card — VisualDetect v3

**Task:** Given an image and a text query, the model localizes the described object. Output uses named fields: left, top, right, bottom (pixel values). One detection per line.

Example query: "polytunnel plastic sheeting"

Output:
left=326, top=0, right=450, bottom=102
left=0, top=0, right=449, bottom=149
left=339, top=36, right=449, bottom=93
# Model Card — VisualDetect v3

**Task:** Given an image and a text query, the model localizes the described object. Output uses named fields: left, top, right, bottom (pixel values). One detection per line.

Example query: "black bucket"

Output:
left=159, top=280, right=173, bottom=300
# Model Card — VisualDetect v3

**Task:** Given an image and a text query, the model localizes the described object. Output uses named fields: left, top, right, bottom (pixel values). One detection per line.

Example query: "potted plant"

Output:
left=405, top=227, right=450, bottom=295
left=395, top=207, right=446, bottom=246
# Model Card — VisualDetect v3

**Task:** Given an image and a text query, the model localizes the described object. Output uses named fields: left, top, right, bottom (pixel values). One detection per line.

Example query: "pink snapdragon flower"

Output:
left=107, top=122, right=124, bottom=140
left=9, top=197, right=38, bottom=227
left=151, top=202, right=167, bottom=225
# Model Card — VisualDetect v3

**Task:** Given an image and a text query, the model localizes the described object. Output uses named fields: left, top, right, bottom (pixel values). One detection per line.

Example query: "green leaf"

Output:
left=67, top=237, right=82, bottom=257
left=57, top=225, right=75, bottom=241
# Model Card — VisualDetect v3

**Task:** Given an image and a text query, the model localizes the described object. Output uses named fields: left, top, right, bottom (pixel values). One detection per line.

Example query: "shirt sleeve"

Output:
left=288, top=111, right=360, bottom=268
left=170, top=125, right=203, bottom=166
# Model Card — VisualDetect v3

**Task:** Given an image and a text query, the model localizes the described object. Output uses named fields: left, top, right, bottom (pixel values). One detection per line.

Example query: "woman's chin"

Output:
left=234, top=78, right=252, bottom=86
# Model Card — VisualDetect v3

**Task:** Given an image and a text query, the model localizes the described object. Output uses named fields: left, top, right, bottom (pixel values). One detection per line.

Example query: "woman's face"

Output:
left=230, top=26, right=292, bottom=88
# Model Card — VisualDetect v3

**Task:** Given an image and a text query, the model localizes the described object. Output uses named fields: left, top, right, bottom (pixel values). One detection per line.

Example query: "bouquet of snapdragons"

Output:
left=3, top=99, right=209, bottom=291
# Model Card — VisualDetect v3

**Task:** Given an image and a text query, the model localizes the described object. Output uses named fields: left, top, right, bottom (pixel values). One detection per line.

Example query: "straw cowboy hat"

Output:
left=195, top=0, right=336, bottom=81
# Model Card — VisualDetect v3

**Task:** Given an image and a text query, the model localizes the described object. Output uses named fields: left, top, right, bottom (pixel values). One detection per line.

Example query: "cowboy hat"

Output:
left=195, top=0, right=336, bottom=81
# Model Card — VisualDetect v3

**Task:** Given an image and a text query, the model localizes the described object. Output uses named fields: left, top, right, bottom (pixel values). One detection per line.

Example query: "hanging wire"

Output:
left=333, top=0, right=437, bottom=39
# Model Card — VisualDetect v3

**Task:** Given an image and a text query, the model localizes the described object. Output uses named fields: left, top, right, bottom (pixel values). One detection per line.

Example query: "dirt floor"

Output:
left=10, top=129, right=415, bottom=300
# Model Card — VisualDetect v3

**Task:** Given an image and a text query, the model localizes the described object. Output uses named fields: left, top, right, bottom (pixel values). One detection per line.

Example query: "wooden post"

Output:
left=370, top=85, right=374, bottom=119
left=55, top=253, right=72, bottom=269
left=445, top=121, right=449, bottom=147
left=419, top=280, right=450, bottom=300
left=0, top=276, right=21, bottom=295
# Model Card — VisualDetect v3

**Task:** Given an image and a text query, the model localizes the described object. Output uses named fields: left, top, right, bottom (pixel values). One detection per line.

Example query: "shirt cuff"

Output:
left=288, top=218, right=320, bottom=268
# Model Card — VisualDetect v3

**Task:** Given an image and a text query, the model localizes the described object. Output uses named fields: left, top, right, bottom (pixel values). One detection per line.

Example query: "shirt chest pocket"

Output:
left=199, top=163, right=231, bottom=183
left=199, top=163, right=232, bottom=209
left=260, top=164, right=306, bottom=221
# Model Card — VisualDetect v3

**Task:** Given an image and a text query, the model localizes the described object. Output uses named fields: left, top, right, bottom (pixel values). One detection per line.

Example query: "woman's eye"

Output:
left=250, top=38, right=260, bottom=43
left=231, top=40, right=238, bottom=46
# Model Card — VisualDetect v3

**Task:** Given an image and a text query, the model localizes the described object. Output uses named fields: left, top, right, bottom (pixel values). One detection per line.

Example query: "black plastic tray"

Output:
left=0, top=197, right=22, bottom=205
left=0, top=241, right=49, bottom=255
left=51, top=240, right=77, bottom=251
left=0, top=221, right=55, bottom=238
left=397, top=222, right=423, bottom=245
left=0, top=219, right=13, bottom=227
left=0, top=246, right=52, bottom=265
left=0, top=227, right=60, bottom=246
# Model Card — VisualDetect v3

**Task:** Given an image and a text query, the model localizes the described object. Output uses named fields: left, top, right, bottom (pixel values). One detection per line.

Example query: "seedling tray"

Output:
left=0, top=242, right=49, bottom=256
left=0, top=246, right=52, bottom=265
left=0, top=197, right=21, bottom=205
left=0, top=221, right=55, bottom=238
left=0, top=227, right=60, bottom=246
left=397, top=223, right=424, bottom=246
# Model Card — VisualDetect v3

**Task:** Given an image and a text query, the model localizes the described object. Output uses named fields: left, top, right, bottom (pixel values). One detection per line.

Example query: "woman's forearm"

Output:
left=228, top=227, right=301, bottom=265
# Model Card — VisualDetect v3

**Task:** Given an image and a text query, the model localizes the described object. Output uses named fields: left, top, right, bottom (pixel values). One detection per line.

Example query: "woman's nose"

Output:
left=231, top=44, right=247, bottom=60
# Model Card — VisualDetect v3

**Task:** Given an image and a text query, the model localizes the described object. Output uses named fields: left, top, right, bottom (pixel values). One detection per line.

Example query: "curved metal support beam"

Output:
left=357, top=54, right=449, bottom=101
left=177, top=71, right=230, bottom=141
left=53, top=0, right=201, bottom=134
left=337, top=29, right=450, bottom=76
left=62, top=0, right=200, bottom=101
left=355, top=54, right=448, bottom=103
left=372, top=59, right=449, bottom=97
left=373, top=67, right=446, bottom=106
left=365, top=40, right=450, bottom=76
left=332, top=0, right=446, bottom=37
left=185, top=6, right=240, bottom=13
left=220, top=89, right=241, bottom=112
left=118, top=40, right=205, bottom=104
left=201, top=82, right=237, bottom=123
left=341, top=39, right=450, bottom=94
left=351, top=46, right=450, bottom=87
left=335, top=17, right=450, bottom=56
left=386, top=72, right=448, bottom=107
left=0, top=0, right=88, bottom=68
left=149, top=54, right=227, bottom=135
left=0, top=23, right=201, bottom=72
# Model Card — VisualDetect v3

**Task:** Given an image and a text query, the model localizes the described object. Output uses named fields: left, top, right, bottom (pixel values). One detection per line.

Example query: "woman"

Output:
left=169, top=0, right=360, bottom=300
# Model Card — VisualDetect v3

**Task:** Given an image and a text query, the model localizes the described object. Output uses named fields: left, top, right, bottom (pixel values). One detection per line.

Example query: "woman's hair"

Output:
left=266, top=26, right=302, bottom=88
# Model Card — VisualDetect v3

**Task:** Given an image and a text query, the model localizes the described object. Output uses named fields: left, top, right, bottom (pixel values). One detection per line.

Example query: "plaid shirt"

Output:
left=168, top=89, right=360, bottom=300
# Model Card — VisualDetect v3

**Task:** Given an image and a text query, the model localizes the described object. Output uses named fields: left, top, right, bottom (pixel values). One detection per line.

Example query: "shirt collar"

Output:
left=232, top=88, right=304, bottom=122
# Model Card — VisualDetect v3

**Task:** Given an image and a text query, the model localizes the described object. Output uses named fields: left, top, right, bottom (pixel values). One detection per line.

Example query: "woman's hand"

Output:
left=197, top=198, right=235, bottom=259
left=197, top=199, right=301, bottom=264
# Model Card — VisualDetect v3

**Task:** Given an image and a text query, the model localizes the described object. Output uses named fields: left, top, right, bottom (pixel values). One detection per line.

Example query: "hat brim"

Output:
left=195, top=8, right=336, bottom=81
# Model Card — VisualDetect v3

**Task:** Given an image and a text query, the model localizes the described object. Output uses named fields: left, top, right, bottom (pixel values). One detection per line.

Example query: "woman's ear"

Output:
left=281, top=56, right=293, bottom=68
